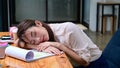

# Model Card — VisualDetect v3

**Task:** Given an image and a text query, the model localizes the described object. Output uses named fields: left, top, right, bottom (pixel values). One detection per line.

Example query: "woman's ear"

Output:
left=35, top=20, right=42, bottom=26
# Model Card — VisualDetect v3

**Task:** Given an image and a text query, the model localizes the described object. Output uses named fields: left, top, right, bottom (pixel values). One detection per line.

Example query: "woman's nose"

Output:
left=35, top=38, right=40, bottom=44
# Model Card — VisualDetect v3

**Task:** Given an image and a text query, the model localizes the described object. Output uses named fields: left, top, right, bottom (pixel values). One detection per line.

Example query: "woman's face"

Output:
left=22, top=26, right=49, bottom=45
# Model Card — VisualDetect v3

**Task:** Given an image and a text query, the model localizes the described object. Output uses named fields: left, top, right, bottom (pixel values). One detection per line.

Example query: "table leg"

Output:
left=118, top=5, right=120, bottom=29
left=101, top=5, right=104, bottom=34
left=96, top=3, right=100, bottom=32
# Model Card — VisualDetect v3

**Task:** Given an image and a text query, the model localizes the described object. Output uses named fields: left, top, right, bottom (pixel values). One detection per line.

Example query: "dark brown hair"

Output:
left=17, top=19, right=55, bottom=48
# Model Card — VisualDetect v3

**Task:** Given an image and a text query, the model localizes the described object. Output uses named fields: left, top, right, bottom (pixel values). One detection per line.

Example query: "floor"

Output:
left=83, top=30, right=113, bottom=51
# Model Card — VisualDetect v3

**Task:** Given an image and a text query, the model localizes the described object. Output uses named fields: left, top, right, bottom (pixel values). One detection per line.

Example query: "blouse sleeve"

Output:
left=65, top=23, right=102, bottom=63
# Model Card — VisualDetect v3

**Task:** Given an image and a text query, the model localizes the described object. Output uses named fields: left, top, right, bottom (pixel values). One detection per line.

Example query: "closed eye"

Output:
left=30, top=31, right=36, bottom=44
left=31, top=31, right=33, bottom=37
left=31, top=31, right=36, bottom=37
left=34, top=31, right=36, bottom=37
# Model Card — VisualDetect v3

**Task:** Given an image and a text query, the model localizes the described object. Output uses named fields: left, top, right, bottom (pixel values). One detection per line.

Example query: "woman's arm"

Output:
left=14, top=39, right=61, bottom=54
left=38, top=41, right=89, bottom=66
left=57, top=43, right=89, bottom=66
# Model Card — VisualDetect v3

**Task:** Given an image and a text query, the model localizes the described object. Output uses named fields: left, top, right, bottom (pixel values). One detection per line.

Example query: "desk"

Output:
left=0, top=32, right=73, bottom=68
left=96, top=2, right=120, bottom=33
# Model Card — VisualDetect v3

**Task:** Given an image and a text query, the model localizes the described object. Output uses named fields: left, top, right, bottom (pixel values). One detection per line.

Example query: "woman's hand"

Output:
left=36, top=42, right=50, bottom=51
left=36, top=41, right=61, bottom=51
left=43, top=46, right=62, bottom=55
left=35, top=41, right=62, bottom=55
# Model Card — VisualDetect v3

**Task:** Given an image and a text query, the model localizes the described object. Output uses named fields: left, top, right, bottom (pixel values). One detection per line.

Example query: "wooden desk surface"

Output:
left=0, top=32, right=73, bottom=68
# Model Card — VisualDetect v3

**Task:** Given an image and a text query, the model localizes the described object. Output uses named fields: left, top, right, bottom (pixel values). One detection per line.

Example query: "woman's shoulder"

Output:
left=49, top=22, right=78, bottom=29
left=49, top=22, right=75, bottom=26
left=49, top=22, right=82, bottom=34
left=60, top=22, right=82, bottom=31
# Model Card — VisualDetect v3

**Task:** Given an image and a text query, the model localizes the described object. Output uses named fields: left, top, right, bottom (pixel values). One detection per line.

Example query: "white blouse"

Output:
left=49, top=22, right=102, bottom=66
